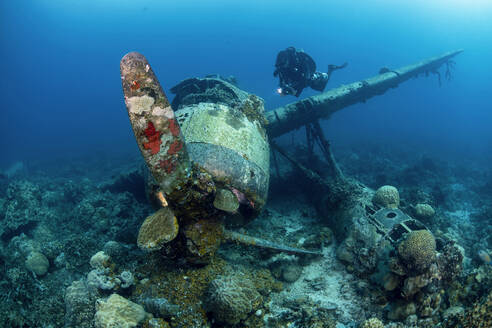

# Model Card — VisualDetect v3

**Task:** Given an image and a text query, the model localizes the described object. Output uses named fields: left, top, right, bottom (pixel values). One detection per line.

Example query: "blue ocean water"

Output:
left=2, top=0, right=491, bottom=167
left=3, top=2, right=492, bottom=327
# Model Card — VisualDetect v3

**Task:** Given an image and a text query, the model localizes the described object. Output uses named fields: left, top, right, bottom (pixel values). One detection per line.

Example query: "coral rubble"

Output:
left=0, top=137, right=490, bottom=328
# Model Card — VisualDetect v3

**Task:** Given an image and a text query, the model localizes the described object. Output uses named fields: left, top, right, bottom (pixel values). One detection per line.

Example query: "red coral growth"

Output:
left=167, top=140, right=183, bottom=155
left=143, top=121, right=162, bottom=155
left=168, top=118, right=180, bottom=137
left=159, top=158, right=177, bottom=174
left=144, top=121, right=157, bottom=137
left=130, top=80, right=141, bottom=91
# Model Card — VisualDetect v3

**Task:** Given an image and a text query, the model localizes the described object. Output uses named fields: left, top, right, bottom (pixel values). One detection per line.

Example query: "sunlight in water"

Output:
left=409, top=0, right=492, bottom=12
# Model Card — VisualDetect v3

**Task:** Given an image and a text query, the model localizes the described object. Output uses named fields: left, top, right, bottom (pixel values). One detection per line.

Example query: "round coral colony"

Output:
left=137, top=207, right=179, bottom=251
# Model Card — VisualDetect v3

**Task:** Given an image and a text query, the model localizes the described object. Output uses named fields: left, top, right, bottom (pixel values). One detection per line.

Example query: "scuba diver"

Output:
left=274, top=46, right=347, bottom=97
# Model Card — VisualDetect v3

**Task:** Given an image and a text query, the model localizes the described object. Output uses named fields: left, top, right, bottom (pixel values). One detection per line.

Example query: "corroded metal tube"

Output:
left=266, top=49, right=463, bottom=138
left=224, top=230, right=322, bottom=256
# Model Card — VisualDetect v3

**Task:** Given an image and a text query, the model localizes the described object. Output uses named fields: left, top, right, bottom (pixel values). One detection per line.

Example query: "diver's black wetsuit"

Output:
left=274, top=47, right=347, bottom=97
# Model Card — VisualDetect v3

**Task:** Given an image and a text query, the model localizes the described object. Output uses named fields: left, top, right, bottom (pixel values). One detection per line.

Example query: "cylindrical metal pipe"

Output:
left=266, top=49, right=463, bottom=138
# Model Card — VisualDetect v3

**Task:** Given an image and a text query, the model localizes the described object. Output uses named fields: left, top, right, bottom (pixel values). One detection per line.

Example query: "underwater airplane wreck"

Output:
left=120, top=49, right=463, bottom=261
left=101, top=49, right=474, bottom=327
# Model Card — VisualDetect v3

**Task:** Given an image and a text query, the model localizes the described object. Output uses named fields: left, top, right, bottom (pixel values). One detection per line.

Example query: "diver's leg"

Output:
left=327, top=62, right=348, bottom=80
left=309, top=63, right=348, bottom=92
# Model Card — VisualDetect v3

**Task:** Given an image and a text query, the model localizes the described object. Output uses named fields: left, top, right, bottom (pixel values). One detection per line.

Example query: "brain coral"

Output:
left=373, top=185, right=400, bottom=208
left=414, top=203, right=435, bottom=220
left=204, top=273, right=261, bottom=325
left=398, top=230, right=436, bottom=274
left=137, top=208, right=179, bottom=251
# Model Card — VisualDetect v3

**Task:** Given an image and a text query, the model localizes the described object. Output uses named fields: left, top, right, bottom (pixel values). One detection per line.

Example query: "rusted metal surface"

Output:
left=223, top=230, right=322, bottom=256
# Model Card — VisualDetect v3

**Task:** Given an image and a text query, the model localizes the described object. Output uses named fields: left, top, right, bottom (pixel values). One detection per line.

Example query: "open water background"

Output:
left=1, top=0, right=492, bottom=168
